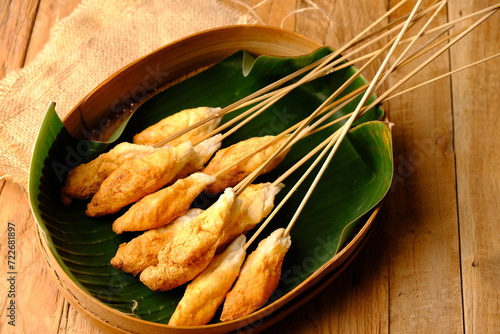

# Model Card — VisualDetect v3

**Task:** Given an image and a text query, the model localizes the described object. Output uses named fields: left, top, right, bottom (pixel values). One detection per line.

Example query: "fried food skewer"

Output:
left=133, top=106, right=222, bottom=146
left=86, top=141, right=195, bottom=217
left=217, top=182, right=283, bottom=252
left=173, top=134, right=222, bottom=181
left=168, top=235, right=247, bottom=326
left=139, top=188, right=234, bottom=291
left=110, top=208, right=203, bottom=275
left=220, top=228, right=291, bottom=322
left=202, top=135, right=291, bottom=195
left=60, top=142, right=158, bottom=205
left=112, top=172, right=215, bottom=234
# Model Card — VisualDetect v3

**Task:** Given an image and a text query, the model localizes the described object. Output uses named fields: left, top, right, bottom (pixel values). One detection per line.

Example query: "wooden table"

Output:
left=1, top=0, right=499, bottom=333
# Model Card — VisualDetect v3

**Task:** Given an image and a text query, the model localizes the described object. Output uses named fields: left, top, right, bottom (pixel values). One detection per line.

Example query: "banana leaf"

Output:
left=29, top=48, right=393, bottom=324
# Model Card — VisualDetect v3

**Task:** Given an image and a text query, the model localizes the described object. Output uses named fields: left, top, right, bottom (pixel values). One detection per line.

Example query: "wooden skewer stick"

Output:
left=152, top=0, right=489, bottom=149
left=311, top=52, right=500, bottom=137
left=413, top=2, right=500, bottom=38
left=289, top=56, right=500, bottom=173
left=228, top=3, right=454, bottom=195
left=304, top=1, right=450, bottom=141
left=209, top=83, right=371, bottom=183
left=151, top=0, right=412, bottom=149
left=201, top=15, right=458, bottom=144
left=243, top=128, right=342, bottom=251
left=233, top=125, right=311, bottom=197
left=282, top=0, right=426, bottom=237
left=231, top=35, right=398, bottom=197
left=372, top=0, right=449, bottom=97
left=395, top=25, right=468, bottom=69
left=387, top=53, right=500, bottom=101
left=164, top=0, right=472, bottom=153
left=364, top=7, right=499, bottom=113
left=243, top=134, right=343, bottom=250
left=209, top=3, right=495, bottom=189
left=350, top=0, right=443, bottom=47
left=398, top=24, right=456, bottom=65
left=246, top=3, right=498, bottom=247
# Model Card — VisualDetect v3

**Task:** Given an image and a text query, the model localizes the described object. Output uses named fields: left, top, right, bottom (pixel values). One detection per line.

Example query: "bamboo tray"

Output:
left=30, top=26, right=389, bottom=333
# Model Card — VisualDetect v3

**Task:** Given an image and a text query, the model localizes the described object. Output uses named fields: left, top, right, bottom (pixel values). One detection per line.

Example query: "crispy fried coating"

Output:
left=139, top=188, right=234, bottom=291
left=61, top=142, right=157, bottom=205
left=173, top=134, right=222, bottom=181
left=217, top=183, right=283, bottom=251
left=86, top=141, right=195, bottom=217
left=110, top=209, right=203, bottom=275
left=112, top=173, right=216, bottom=234
left=133, top=107, right=222, bottom=146
left=168, top=235, right=246, bottom=326
left=202, top=135, right=290, bottom=195
left=220, top=228, right=291, bottom=321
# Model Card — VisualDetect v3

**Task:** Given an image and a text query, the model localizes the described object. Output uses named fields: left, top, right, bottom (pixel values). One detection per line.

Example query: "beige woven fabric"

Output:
left=0, top=0, right=247, bottom=188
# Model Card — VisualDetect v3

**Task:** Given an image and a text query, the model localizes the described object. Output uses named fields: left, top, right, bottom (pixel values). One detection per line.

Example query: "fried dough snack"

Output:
left=86, top=141, right=195, bottom=217
left=168, top=235, right=246, bottom=326
left=202, top=135, right=291, bottom=195
left=140, top=188, right=234, bottom=291
left=220, top=228, right=291, bottom=321
left=174, top=134, right=222, bottom=181
left=110, top=209, right=203, bottom=275
left=133, top=107, right=222, bottom=146
left=112, top=172, right=215, bottom=234
left=61, top=142, right=157, bottom=205
left=217, top=182, right=284, bottom=251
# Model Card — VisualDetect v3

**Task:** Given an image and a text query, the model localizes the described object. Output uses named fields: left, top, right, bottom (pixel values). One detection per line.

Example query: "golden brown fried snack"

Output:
left=174, top=134, right=222, bottom=181
left=86, top=141, right=195, bottom=217
left=168, top=235, right=246, bottom=326
left=110, top=209, right=203, bottom=275
left=133, top=106, right=222, bottom=146
left=61, top=142, right=157, bottom=205
left=220, top=228, right=291, bottom=321
left=140, top=188, right=234, bottom=291
left=202, top=135, right=290, bottom=195
left=112, top=172, right=216, bottom=234
left=217, top=182, right=284, bottom=251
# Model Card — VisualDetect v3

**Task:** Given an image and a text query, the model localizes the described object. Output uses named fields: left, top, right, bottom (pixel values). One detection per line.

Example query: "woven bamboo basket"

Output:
left=32, top=26, right=385, bottom=333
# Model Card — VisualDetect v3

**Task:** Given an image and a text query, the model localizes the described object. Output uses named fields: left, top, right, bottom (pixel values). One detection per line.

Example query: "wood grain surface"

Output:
left=1, top=0, right=499, bottom=333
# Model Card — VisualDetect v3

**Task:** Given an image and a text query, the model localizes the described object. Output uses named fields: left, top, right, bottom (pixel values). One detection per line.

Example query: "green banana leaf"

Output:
left=29, top=48, right=393, bottom=325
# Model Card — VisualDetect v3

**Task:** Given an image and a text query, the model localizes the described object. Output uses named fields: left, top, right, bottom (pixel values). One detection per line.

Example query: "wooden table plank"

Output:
left=448, top=1, right=500, bottom=333
left=383, top=1, right=464, bottom=332
left=0, top=0, right=40, bottom=77
left=0, top=179, right=67, bottom=332
left=24, top=0, right=81, bottom=64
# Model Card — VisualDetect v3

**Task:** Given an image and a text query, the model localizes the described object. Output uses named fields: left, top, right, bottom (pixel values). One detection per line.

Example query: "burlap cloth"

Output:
left=0, top=0, right=253, bottom=188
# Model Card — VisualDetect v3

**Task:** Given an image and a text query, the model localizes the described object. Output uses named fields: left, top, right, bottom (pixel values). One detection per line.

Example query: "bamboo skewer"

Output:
left=152, top=1, right=488, bottom=149
left=158, top=3, right=486, bottom=149
left=281, top=0, right=426, bottom=237
left=231, top=35, right=398, bottom=197
left=364, top=8, right=499, bottom=114
left=150, top=0, right=413, bottom=149
left=148, top=0, right=499, bottom=253
left=387, top=53, right=500, bottom=100
left=244, top=0, right=428, bottom=248
left=350, top=0, right=443, bottom=47
left=372, top=0, right=449, bottom=99
left=212, top=2, right=499, bottom=198
left=260, top=0, right=499, bottom=245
